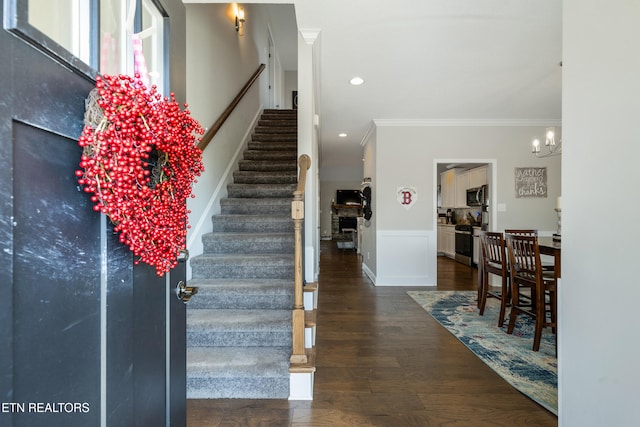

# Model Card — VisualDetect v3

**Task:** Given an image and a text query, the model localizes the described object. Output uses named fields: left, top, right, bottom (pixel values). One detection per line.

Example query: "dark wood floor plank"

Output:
left=188, top=241, right=557, bottom=426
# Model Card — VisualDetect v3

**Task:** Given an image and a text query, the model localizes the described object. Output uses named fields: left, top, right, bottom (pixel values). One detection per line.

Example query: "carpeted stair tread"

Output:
left=243, top=150, right=297, bottom=160
left=227, top=183, right=297, bottom=198
left=202, top=232, right=294, bottom=254
left=253, top=126, right=296, bottom=134
left=187, top=347, right=290, bottom=399
left=232, top=170, right=297, bottom=184
left=247, top=141, right=297, bottom=152
left=186, top=278, right=294, bottom=310
left=210, top=214, right=293, bottom=233
left=190, top=253, right=294, bottom=279
left=190, top=253, right=294, bottom=261
left=261, top=111, right=297, bottom=118
left=248, top=143, right=297, bottom=150
left=188, top=346, right=291, bottom=377
left=259, top=111, right=296, bottom=116
left=250, top=133, right=297, bottom=143
left=238, top=160, right=297, bottom=171
left=187, top=309, right=292, bottom=347
left=258, top=114, right=296, bottom=119
left=257, top=118, right=296, bottom=126
left=191, top=253, right=294, bottom=266
left=188, top=309, right=291, bottom=333
left=220, top=198, right=292, bottom=215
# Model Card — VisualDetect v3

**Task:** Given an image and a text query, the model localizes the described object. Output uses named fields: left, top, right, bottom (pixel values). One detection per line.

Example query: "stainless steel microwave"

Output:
left=466, top=185, right=487, bottom=206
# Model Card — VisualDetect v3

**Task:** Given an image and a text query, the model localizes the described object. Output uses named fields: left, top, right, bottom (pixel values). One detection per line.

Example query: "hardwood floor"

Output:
left=187, top=241, right=557, bottom=426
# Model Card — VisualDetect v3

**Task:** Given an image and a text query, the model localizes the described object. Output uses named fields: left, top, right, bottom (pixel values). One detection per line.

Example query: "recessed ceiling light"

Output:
left=349, top=77, right=364, bottom=86
left=338, top=133, right=347, bottom=138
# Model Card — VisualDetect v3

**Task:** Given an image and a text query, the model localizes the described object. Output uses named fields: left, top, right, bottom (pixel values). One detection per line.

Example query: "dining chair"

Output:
left=505, top=233, right=557, bottom=352
left=504, top=229, right=538, bottom=236
left=505, top=229, right=554, bottom=271
left=478, top=231, right=510, bottom=327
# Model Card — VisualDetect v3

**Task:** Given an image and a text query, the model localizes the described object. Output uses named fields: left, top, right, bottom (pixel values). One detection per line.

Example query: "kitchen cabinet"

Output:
left=440, top=169, right=456, bottom=208
left=441, top=166, right=488, bottom=208
left=455, top=171, right=469, bottom=208
left=444, top=227, right=455, bottom=258
left=440, top=168, right=469, bottom=208
left=469, top=166, right=488, bottom=188
left=438, top=224, right=455, bottom=259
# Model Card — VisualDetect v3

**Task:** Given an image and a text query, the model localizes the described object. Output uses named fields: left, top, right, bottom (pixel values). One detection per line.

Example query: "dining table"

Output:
left=538, top=236, right=561, bottom=279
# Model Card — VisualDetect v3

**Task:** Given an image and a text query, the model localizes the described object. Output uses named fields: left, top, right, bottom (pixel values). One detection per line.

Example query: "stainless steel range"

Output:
left=454, top=224, right=473, bottom=266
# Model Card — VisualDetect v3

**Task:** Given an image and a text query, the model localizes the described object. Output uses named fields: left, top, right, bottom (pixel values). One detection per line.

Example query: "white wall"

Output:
left=561, top=1, right=640, bottom=425
left=365, top=121, right=561, bottom=286
left=297, top=30, right=320, bottom=283
left=361, top=127, right=377, bottom=280
left=250, top=4, right=283, bottom=109
left=284, top=70, right=297, bottom=109
left=164, top=1, right=188, bottom=104
left=184, top=4, right=283, bottom=278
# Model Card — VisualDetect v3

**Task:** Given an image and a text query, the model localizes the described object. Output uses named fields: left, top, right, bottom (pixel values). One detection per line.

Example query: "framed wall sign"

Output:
left=515, top=167, right=547, bottom=198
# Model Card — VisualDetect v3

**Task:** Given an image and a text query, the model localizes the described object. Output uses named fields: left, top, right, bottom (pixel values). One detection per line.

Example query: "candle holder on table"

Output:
left=553, top=208, right=561, bottom=242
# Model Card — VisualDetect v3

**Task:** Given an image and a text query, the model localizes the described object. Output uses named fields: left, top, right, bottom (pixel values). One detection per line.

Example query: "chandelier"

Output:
left=532, top=127, right=562, bottom=158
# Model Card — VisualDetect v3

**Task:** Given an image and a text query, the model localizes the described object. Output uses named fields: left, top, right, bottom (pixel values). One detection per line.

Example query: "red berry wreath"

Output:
left=76, top=74, right=204, bottom=276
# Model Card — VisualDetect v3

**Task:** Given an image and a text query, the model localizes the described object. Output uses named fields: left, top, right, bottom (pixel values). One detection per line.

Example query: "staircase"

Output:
left=187, top=109, right=298, bottom=399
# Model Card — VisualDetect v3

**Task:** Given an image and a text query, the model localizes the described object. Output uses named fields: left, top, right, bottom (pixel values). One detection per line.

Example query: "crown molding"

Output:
left=360, top=122, right=376, bottom=147
left=372, top=118, right=562, bottom=127
left=299, top=29, right=321, bottom=45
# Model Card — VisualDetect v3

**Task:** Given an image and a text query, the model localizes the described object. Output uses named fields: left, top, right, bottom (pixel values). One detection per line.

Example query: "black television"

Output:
left=336, top=190, right=362, bottom=206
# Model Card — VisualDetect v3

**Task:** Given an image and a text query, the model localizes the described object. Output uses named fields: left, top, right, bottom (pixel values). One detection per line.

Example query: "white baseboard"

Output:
left=362, top=262, right=377, bottom=284
left=304, top=284, right=318, bottom=310
left=289, top=373, right=314, bottom=400
left=305, top=324, right=316, bottom=348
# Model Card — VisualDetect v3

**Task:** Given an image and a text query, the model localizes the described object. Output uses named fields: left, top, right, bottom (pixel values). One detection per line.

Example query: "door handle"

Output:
left=176, top=280, right=198, bottom=303
left=177, top=249, right=189, bottom=262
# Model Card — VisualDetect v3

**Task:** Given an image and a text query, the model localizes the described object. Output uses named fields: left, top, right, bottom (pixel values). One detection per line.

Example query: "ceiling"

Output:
left=193, top=1, right=563, bottom=173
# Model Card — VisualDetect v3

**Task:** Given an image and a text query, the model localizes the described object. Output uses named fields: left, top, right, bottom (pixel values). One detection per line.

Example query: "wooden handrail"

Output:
left=291, top=154, right=311, bottom=364
left=197, top=63, right=266, bottom=152
left=295, top=154, right=311, bottom=193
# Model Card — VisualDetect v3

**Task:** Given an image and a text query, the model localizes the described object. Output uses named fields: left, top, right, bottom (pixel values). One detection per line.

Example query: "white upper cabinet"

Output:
left=455, top=171, right=469, bottom=208
left=469, top=166, right=488, bottom=188
left=440, top=166, right=488, bottom=208
left=440, top=169, right=456, bottom=208
left=441, top=168, right=470, bottom=208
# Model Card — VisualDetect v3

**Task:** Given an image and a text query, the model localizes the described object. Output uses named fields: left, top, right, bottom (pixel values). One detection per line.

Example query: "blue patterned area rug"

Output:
left=407, top=290, right=557, bottom=415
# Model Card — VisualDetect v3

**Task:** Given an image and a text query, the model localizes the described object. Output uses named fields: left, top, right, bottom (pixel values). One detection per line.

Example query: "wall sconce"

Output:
left=531, top=127, right=562, bottom=157
left=235, top=6, right=245, bottom=36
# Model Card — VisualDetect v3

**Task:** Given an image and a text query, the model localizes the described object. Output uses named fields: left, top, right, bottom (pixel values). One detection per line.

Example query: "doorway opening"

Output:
left=434, top=159, right=497, bottom=283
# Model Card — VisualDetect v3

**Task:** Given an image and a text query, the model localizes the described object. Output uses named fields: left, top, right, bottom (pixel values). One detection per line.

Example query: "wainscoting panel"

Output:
left=375, top=230, right=436, bottom=286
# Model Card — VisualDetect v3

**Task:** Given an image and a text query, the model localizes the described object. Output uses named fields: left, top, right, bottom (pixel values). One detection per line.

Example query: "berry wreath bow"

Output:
left=76, top=74, right=204, bottom=276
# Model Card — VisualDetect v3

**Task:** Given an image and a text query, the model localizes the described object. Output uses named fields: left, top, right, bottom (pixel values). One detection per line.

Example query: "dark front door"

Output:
left=0, top=2, right=186, bottom=427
